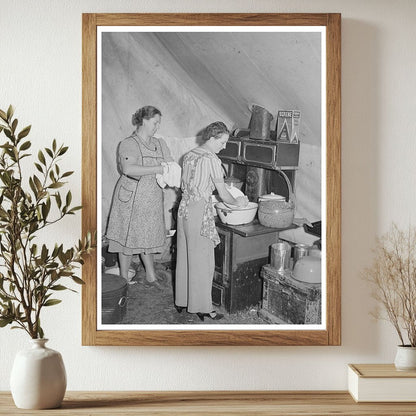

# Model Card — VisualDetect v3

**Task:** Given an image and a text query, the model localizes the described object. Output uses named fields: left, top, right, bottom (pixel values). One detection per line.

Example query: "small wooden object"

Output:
left=348, top=364, right=416, bottom=402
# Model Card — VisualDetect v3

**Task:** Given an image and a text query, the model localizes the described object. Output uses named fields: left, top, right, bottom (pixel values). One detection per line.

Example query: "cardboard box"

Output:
left=291, top=110, right=301, bottom=143
left=276, top=110, right=292, bottom=142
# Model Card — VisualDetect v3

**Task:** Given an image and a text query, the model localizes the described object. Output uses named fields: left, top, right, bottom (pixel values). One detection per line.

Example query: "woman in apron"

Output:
left=106, top=106, right=173, bottom=288
left=175, top=122, right=248, bottom=321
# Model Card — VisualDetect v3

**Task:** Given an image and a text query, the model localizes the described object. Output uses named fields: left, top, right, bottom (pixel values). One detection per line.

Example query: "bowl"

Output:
left=292, top=256, right=321, bottom=284
left=215, top=202, right=258, bottom=225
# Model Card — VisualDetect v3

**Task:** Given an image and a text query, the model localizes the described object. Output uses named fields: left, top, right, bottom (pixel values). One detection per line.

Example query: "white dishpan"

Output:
left=215, top=202, right=258, bottom=225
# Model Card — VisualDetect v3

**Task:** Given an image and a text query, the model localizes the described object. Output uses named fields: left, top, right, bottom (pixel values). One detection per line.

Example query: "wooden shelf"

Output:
left=1, top=391, right=416, bottom=415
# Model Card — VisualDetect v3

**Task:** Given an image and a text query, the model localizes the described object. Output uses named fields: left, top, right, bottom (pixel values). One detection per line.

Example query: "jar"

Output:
left=270, top=241, right=291, bottom=271
left=258, top=193, right=295, bottom=229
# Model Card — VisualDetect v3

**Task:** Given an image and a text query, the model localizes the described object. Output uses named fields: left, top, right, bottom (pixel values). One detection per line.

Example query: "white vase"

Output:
left=394, top=345, right=416, bottom=371
left=10, top=338, right=67, bottom=409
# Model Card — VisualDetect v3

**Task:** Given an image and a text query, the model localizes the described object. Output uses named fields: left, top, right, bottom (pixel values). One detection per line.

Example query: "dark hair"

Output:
left=201, top=121, right=229, bottom=142
left=132, top=106, right=162, bottom=127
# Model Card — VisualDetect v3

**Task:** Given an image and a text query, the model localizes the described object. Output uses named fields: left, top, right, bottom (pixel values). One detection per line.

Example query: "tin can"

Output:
left=270, top=241, right=291, bottom=272
left=293, top=244, right=310, bottom=265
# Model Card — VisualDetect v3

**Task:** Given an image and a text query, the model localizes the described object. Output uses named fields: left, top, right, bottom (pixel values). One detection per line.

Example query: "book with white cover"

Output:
left=348, top=364, right=416, bottom=402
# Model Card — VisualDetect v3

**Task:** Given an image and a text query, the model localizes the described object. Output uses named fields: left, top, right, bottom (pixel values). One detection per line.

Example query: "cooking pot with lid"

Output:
left=258, top=170, right=296, bottom=229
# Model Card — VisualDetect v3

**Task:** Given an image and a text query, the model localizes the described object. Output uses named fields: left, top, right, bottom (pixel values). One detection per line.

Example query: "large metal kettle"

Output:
left=249, top=104, right=273, bottom=140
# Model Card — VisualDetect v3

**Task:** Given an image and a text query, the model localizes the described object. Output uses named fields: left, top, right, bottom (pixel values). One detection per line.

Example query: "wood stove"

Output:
left=213, top=134, right=300, bottom=314
left=219, top=136, right=300, bottom=201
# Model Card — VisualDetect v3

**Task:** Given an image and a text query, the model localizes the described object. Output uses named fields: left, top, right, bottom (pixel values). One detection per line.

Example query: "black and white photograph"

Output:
left=97, top=26, right=326, bottom=330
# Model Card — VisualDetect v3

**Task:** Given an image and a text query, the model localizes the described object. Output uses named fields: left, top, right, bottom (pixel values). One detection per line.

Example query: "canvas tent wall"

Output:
left=100, top=30, right=323, bottom=235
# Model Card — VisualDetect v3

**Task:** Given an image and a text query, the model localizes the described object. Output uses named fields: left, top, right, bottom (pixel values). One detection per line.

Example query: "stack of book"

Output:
left=348, top=364, right=416, bottom=402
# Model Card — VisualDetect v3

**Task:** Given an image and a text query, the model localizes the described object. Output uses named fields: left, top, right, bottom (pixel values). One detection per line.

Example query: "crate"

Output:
left=259, top=265, right=321, bottom=324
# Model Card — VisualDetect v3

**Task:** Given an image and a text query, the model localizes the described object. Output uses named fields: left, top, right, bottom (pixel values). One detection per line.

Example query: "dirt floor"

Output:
left=103, top=261, right=269, bottom=325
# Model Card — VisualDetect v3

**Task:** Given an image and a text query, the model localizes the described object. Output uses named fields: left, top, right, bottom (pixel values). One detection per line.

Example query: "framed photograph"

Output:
left=82, top=13, right=341, bottom=346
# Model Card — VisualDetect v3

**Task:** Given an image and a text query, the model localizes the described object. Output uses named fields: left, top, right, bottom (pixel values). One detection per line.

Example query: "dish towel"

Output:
left=156, top=161, right=182, bottom=188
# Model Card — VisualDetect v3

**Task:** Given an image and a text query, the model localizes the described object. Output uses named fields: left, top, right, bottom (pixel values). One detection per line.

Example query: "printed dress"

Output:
left=106, top=134, right=172, bottom=255
left=175, top=147, right=224, bottom=313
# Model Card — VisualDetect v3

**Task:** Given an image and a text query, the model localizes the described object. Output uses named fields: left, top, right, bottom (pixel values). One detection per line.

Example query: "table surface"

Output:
left=1, top=391, right=416, bottom=415
left=217, top=219, right=296, bottom=237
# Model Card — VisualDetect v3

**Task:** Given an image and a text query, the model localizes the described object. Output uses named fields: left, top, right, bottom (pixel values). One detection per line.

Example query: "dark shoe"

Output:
left=196, top=311, right=224, bottom=322
left=175, top=305, right=185, bottom=313
left=144, top=279, right=163, bottom=290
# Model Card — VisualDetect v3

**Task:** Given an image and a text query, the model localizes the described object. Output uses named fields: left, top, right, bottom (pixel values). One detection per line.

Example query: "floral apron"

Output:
left=177, top=152, right=220, bottom=247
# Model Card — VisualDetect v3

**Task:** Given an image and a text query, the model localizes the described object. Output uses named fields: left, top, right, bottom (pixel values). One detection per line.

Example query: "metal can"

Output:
left=270, top=241, right=291, bottom=272
left=293, top=244, right=310, bottom=265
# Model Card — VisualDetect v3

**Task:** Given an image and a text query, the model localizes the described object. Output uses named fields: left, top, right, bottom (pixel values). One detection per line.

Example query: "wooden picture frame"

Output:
left=82, top=13, right=341, bottom=346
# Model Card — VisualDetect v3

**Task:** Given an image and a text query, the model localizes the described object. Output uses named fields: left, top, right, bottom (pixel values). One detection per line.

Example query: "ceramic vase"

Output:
left=10, top=338, right=67, bottom=409
left=394, top=345, right=416, bottom=371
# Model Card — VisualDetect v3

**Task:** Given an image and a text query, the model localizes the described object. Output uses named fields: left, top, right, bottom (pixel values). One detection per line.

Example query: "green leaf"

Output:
left=68, top=206, right=82, bottom=214
left=6, top=105, right=14, bottom=121
left=45, top=148, right=53, bottom=158
left=61, top=171, right=74, bottom=178
left=4, top=129, right=12, bottom=140
left=65, top=191, right=72, bottom=207
left=41, top=202, right=50, bottom=220
left=0, top=317, right=13, bottom=327
left=19, top=153, right=30, bottom=160
left=29, top=177, right=38, bottom=197
left=71, top=276, right=85, bottom=285
left=51, top=244, right=59, bottom=258
left=19, top=140, right=31, bottom=151
left=48, top=182, right=64, bottom=189
left=33, top=175, right=43, bottom=192
left=50, top=285, right=68, bottom=291
left=43, top=299, right=62, bottom=307
left=58, top=250, right=67, bottom=264
left=0, top=109, right=7, bottom=121
left=17, top=125, right=31, bottom=140
left=49, top=170, right=56, bottom=182
left=52, top=139, right=57, bottom=152
left=38, top=326, right=44, bottom=339
left=11, top=118, right=18, bottom=133
left=58, top=146, right=68, bottom=156
left=55, top=192, right=62, bottom=208
left=38, top=150, right=46, bottom=165
left=41, top=244, right=48, bottom=262
left=34, top=162, right=43, bottom=173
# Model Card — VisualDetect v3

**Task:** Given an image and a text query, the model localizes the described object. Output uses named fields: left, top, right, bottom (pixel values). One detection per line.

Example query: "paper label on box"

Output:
left=291, top=110, right=301, bottom=143
left=276, top=110, right=293, bottom=141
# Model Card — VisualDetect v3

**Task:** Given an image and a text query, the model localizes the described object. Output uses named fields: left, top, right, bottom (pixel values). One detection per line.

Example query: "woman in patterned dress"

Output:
left=175, top=122, right=248, bottom=321
left=106, top=106, right=173, bottom=288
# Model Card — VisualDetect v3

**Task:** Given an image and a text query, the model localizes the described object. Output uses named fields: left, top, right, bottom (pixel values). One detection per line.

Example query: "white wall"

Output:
left=1, top=0, right=416, bottom=391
